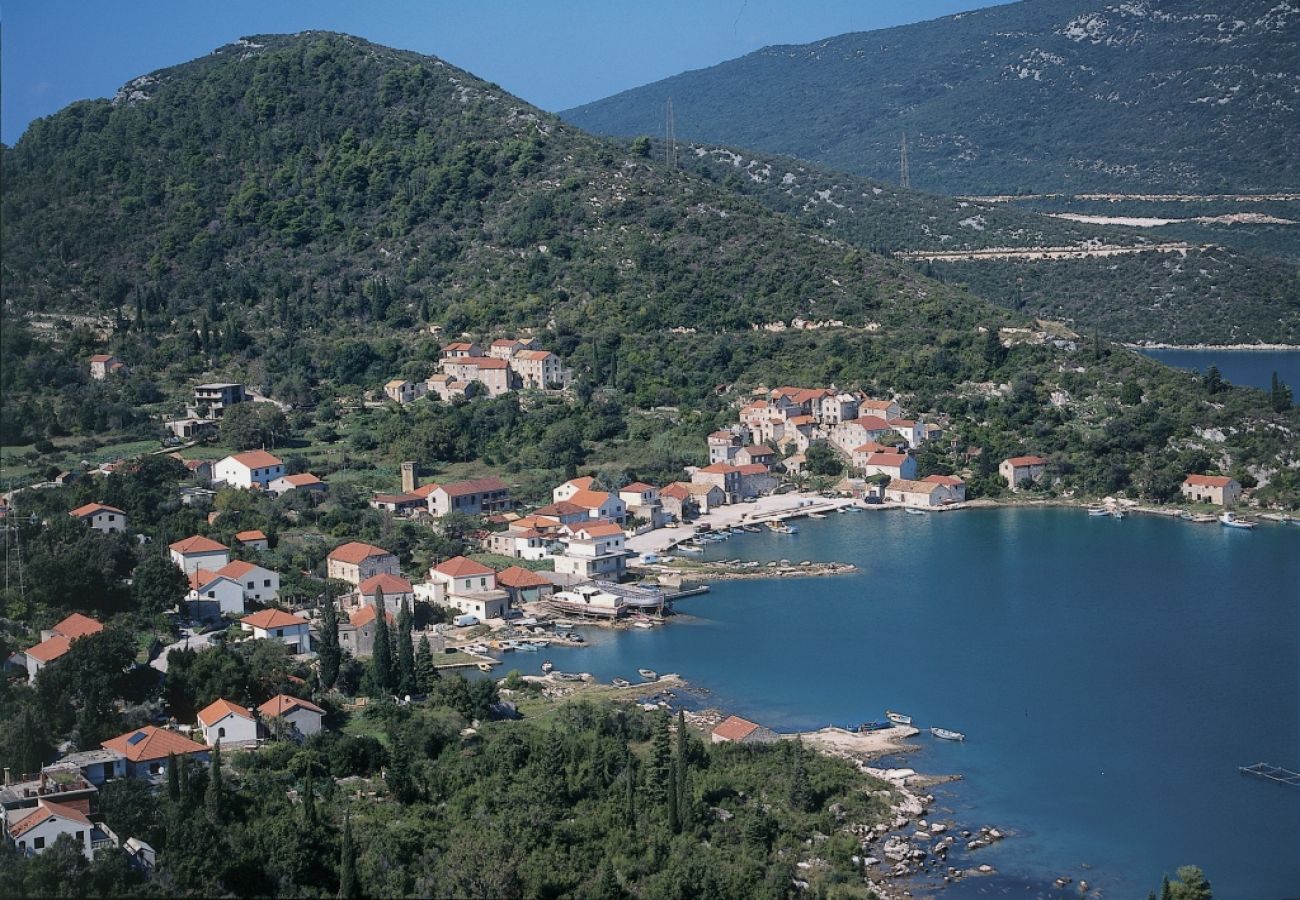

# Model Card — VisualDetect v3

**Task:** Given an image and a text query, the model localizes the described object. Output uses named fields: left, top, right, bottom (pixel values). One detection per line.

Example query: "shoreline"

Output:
left=1126, top=341, right=1300, bottom=351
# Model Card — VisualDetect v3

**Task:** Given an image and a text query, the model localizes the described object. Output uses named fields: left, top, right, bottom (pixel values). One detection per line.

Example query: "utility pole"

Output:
left=899, top=131, right=910, bottom=189
left=665, top=98, right=678, bottom=170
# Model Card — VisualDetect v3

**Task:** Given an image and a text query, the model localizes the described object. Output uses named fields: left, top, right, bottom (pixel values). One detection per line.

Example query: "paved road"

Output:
left=151, top=627, right=218, bottom=672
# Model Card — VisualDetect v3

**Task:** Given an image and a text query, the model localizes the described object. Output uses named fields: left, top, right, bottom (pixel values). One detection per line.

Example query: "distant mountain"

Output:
left=564, top=0, right=1300, bottom=195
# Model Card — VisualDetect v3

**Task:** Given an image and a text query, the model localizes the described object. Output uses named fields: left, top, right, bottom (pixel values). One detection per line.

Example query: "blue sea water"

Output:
left=1141, top=347, right=1300, bottom=393
left=516, top=509, right=1300, bottom=899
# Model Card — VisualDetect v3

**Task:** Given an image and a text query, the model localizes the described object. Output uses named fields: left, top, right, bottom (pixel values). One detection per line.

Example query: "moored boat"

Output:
left=742, top=524, right=762, bottom=533
left=1110, top=508, right=1125, bottom=519
left=477, top=662, right=494, bottom=673
left=858, top=720, right=891, bottom=733
left=905, top=507, right=928, bottom=516
left=1087, top=507, right=1109, bottom=517
left=931, top=727, right=965, bottom=742
left=885, top=710, right=912, bottom=726
left=612, top=677, right=631, bottom=688
left=1220, top=512, right=1256, bottom=530
left=638, top=668, right=658, bottom=680
left=541, top=660, right=553, bottom=673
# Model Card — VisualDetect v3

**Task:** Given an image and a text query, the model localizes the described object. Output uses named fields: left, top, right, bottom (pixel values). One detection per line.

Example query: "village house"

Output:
left=734, top=445, right=776, bottom=469
left=817, top=392, right=861, bottom=425
left=487, top=525, right=554, bottom=561
left=441, top=341, right=483, bottom=359
left=495, top=566, right=555, bottom=606
left=1000, top=455, right=1049, bottom=491
left=68, top=503, right=126, bottom=534
left=215, top=450, right=285, bottom=491
left=164, top=416, right=219, bottom=441
left=369, top=491, right=429, bottom=516
left=188, top=570, right=246, bottom=618
left=24, top=613, right=104, bottom=683
left=739, top=400, right=791, bottom=445
left=922, top=474, right=967, bottom=503
left=783, top=452, right=807, bottom=475
left=735, top=463, right=780, bottom=498
left=692, top=463, right=742, bottom=503
left=618, top=482, right=664, bottom=527
left=196, top=699, right=257, bottom=747
left=885, top=479, right=949, bottom=507
left=180, top=458, right=214, bottom=483
left=169, top=535, right=230, bottom=575
left=565, top=489, right=627, bottom=524
left=88, top=354, right=126, bottom=381
left=353, top=573, right=415, bottom=616
left=508, top=349, right=566, bottom=389
left=1180, top=474, right=1242, bottom=507
left=534, top=500, right=592, bottom=526
left=888, top=419, right=924, bottom=447
left=425, top=476, right=512, bottom=518
left=6, top=799, right=100, bottom=859
left=658, top=483, right=695, bottom=521
left=426, top=373, right=483, bottom=402
left=832, top=416, right=894, bottom=454
left=258, top=695, right=326, bottom=739
left=383, top=379, right=427, bottom=404
left=338, top=605, right=394, bottom=658
left=100, top=726, right=209, bottom=780
left=240, top=609, right=312, bottom=653
left=711, top=715, right=779, bottom=745
left=859, top=451, right=918, bottom=482
left=268, top=472, right=326, bottom=496
left=707, top=430, right=747, bottom=465
left=488, top=337, right=540, bottom=358
left=554, top=521, right=629, bottom=580
left=440, top=357, right=518, bottom=396
left=858, top=398, right=901, bottom=421
left=776, top=415, right=818, bottom=453
left=421, top=556, right=510, bottom=620
left=214, top=560, right=280, bottom=603
left=235, top=530, right=268, bottom=551
left=326, top=542, right=400, bottom=586
left=552, top=476, right=597, bottom=503
left=191, top=383, right=247, bottom=419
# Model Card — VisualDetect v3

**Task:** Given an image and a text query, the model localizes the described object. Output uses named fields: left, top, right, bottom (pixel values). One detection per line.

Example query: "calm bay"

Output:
left=1140, top=347, right=1300, bottom=392
left=521, top=508, right=1300, bottom=898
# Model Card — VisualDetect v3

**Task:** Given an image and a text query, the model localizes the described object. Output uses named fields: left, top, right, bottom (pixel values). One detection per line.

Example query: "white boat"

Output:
left=905, top=507, right=928, bottom=516
left=638, top=668, right=658, bottom=680
left=1220, top=512, right=1256, bottom=530
left=541, top=661, right=553, bottom=673
left=477, top=663, right=494, bottom=673
left=612, top=677, right=631, bottom=688
left=1087, top=507, right=1109, bottom=517
left=886, top=710, right=912, bottom=726
left=1110, top=509, right=1125, bottom=519
left=677, top=543, right=705, bottom=553
left=633, top=621, right=654, bottom=629
left=810, top=512, right=828, bottom=519
left=931, top=727, right=965, bottom=742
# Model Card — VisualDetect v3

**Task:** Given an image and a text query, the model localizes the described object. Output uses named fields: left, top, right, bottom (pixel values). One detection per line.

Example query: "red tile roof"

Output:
left=853, top=441, right=890, bottom=455
left=735, top=463, right=769, bottom=476
left=621, top=482, right=657, bottom=493
left=860, top=399, right=896, bottom=410
left=922, top=475, right=964, bottom=486
left=712, top=715, right=761, bottom=742
left=461, top=357, right=510, bottom=369
left=535, top=501, right=586, bottom=517
left=1006, top=455, right=1048, bottom=467
left=328, top=542, right=393, bottom=565
left=217, top=560, right=266, bottom=580
left=279, top=473, right=323, bottom=487
left=707, top=431, right=736, bottom=441
left=241, top=609, right=307, bottom=630
left=571, top=521, right=624, bottom=538
left=660, top=483, right=690, bottom=500
left=562, top=476, right=597, bottom=491
left=8, top=799, right=92, bottom=838
left=189, top=569, right=236, bottom=590
left=513, top=349, right=554, bottom=360
left=866, top=452, right=909, bottom=467
left=196, top=698, right=253, bottom=727
left=102, top=725, right=208, bottom=762
left=52, top=613, right=103, bottom=640
left=698, top=463, right=738, bottom=475
left=432, top=476, right=510, bottom=498
left=89, top=354, right=113, bottom=363
left=568, top=489, right=616, bottom=510
left=348, top=606, right=394, bottom=627
left=258, top=694, right=325, bottom=718
left=69, top=502, right=125, bottom=518
left=433, top=556, right=495, bottom=578
left=235, top=530, right=267, bottom=542
left=849, top=415, right=892, bottom=430
left=25, top=634, right=72, bottom=664
left=170, top=535, right=228, bottom=554
left=358, top=573, right=414, bottom=595
left=228, top=450, right=283, bottom=469
left=743, top=445, right=774, bottom=456
left=495, top=566, right=551, bottom=589
left=1183, top=474, right=1234, bottom=487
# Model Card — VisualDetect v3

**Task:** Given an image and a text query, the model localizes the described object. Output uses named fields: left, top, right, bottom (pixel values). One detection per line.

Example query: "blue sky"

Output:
left=2, top=0, right=1002, bottom=145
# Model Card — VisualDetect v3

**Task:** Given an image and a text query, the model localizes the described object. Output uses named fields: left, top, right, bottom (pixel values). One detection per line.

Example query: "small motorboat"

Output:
left=612, top=677, right=631, bottom=688
left=742, top=524, right=762, bottom=533
left=638, top=668, right=658, bottom=681
left=931, top=727, right=966, bottom=742
left=885, top=710, right=912, bottom=726
left=541, top=661, right=553, bottom=673
left=477, top=663, right=494, bottom=673
left=1110, top=508, right=1125, bottom=519
left=810, top=512, right=828, bottom=519
left=858, top=720, right=891, bottom=733
left=677, top=543, right=705, bottom=553
left=633, top=621, right=654, bottom=629
left=905, top=507, right=928, bottom=516
left=1220, top=512, right=1256, bottom=530
left=1087, top=507, right=1109, bottom=517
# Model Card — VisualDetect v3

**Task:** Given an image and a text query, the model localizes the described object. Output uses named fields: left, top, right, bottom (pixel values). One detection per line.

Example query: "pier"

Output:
left=1239, top=762, right=1300, bottom=787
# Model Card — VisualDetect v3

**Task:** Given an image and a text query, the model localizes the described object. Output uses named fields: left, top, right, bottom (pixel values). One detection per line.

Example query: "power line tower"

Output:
left=899, top=131, right=911, bottom=189
left=665, top=98, right=678, bottom=170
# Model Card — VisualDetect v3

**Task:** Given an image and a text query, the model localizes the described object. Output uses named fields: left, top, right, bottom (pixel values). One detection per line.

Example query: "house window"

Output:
left=76, top=831, right=84, bottom=843
left=34, top=837, right=45, bottom=850
left=218, top=727, right=226, bottom=738
left=276, top=629, right=284, bottom=637
left=264, top=579, right=271, bottom=587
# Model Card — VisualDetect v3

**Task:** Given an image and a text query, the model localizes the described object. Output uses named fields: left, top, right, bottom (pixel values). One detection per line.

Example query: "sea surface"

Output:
left=1140, top=347, right=1300, bottom=393
left=512, top=509, right=1300, bottom=899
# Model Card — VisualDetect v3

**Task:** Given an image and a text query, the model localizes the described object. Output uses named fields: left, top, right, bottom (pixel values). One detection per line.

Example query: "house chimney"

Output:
left=401, top=461, right=418, bottom=494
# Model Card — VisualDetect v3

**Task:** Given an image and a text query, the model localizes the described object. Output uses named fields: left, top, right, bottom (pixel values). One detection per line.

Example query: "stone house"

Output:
left=1180, top=474, right=1242, bottom=507
left=1000, top=456, right=1049, bottom=491
left=240, top=609, right=312, bottom=653
left=425, top=476, right=511, bottom=518
left=326, top=542, right=400, bottom=586
left=711, top=716, right=778, bottom=745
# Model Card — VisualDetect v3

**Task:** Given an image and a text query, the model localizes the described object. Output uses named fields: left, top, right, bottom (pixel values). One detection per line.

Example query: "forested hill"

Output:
left=563, top=0, right=1300, bottom=195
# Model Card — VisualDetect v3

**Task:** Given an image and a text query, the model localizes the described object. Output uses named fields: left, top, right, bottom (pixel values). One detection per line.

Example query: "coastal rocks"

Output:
left=882, top=838, right=911, bottom=862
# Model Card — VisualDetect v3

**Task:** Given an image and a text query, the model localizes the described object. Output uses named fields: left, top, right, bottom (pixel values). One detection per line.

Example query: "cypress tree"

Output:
left=167, top=752, right=180, bottom=803
left=667, top=761, right=680, bottom=834
left=396, top=596, right=415, bottom=697
left=675, top=710, right=689, bottom=827
left=303, top=772, right=317, bottom=828
left=371, top=587, right=394, bottom=694
left=205, top=741, right=223, bottom=824
left=414, top=635, right=439, bottom=693
left=649, top=713, right=672, bottom=805
left=319, top=587, right=342, bottom=689
left=624, top=754, right=637, bottom=831
left=339, top=812, right=359, bottom=899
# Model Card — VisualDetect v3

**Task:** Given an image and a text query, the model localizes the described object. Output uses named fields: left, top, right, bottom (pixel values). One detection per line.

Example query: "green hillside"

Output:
left=563, top=0, right=1300, bottom=195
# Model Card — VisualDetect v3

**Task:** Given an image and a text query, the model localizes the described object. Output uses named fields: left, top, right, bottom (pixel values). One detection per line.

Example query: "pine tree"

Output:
left=396, top=596, right=415, bottom=697
left=302, top=772, right=317, bottom=828
left=789, top=739, right=811, bottom=813
left=667, top=760, right=680, bottom=834
left=649, top=713, right=672, bottom=805
left=205, top=741, right=224, bottom=825
left=167, top=752, right=180, bottom=803
left=371, top=587, right=395, bottom=694
left=177, top=754, right=190, bottom=809
left=1270, top=371, right=1293, bottom=412
left=339, top=812, right=359, bottom=899
left=1203, top=365, right=1223, bottom=395
left=318, top=587, right=342, bottom=690
left=414, top=635, right=439, bottom=693
left=623, top=754, right=637, bottom=832
left=675, top=710, right=689, bottom=828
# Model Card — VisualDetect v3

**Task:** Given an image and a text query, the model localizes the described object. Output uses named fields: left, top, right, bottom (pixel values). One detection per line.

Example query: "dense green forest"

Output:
left=564, top=0, right=1300, bottom=195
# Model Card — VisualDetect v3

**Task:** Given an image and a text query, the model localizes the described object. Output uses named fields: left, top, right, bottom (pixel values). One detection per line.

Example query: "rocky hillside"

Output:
left=564, top=0, right=1300, bottom=195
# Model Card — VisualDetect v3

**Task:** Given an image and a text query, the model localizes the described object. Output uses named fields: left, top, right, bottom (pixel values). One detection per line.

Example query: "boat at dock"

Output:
left=676, top=543, right=705, bottom=553
left=1110, top=508, right=1125, bottom=519
left=638, top=668, right=658, bottom=680
left=931, top=727, right=966, bottom=742
left=886, top=710, right=912, bottom=726
left=857, top=720, right=891, bottom=733
left=1087, top=507, right=1110, bottom=517
left=742, top=524, right=762, bottom=532
left=810, top=512, right=828, bottom=519
left=541, top=661, right=553, bottom=673
left=477, top=662, right=494, bottom=673
left=612, top=677, right=631, bottom=688
left=1220, top=512, right=1256, bottom=530
left=905, top=507, right=928, bottom=516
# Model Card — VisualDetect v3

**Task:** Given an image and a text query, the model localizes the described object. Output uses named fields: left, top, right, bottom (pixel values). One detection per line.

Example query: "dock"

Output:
left=1239, top=762, right=1300, bottom=787
left=665, top=586, right=709, bottom=600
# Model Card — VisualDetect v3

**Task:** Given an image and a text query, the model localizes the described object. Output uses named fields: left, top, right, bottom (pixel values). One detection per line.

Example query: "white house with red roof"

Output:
left=888, top=419, right=924, bottom=447
left=101, top=725, right=209, bottom=779
left=88, top=354, right=126, bottom=381
left=1000, top=455, right=1049, bottom=491
left=533, top=500, right=591, bottom=525
left=326, top=542, right=399, bottom=586
left=495, top=566, right=555, bottom=606
left=711, top=715, right=778, bottom=745
left=884, top=479, right=948, bottom=508
left=707, top=430, right=747, bottom=464
left=422, top=556, right=509, bottom=620
left=6, top=799, right=98, bottom=858
left=858, top=398, right=901, bottom=421
left=441, top=356, right=518, bottom=396
left=425, top=476, right=512, bottom=518
left=215, top=560, right=280, bottom=603
left=1180, top=474, right=1242, bottom=507
left=240, top=609, right=312, bottom=653
left=486, top=525, right=554, bottom=561
left=235, top=529, right=268, bottom=551
left=187, top=570, right=245, bottom=617
left=555, top=521, right=629, bottom=579
left=566, top=489, right=627, bottom=524
left=441, top=341, right=483, bottom=359
left=552, top=476, right=597, bottom=503
left=922, top=474, right=966, bottom=503
left=858, top=451, right=918, bottom=482
left=215, top=450, right=285, bottom=490
left=832, top=416, right=894, bottom=453
left=488, top=337, right=539, bottom=359
left=169, top=535, right=230, bottom=575
left=258, top=695, right=325, bottom=738
left=268, top=472, right=326, bottom=496
left=618, top=482, right=665, bottom=528
left=68, top=503, right=127, bottom=534
left=196, top=699, right=257, bottom=746
left=24, top=613, right=104, bottom=683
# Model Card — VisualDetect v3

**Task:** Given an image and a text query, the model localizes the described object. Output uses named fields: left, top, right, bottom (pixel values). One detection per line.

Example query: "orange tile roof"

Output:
left=228, top=450, right=283, bottom=469
left=922, top=474, right=964, bottom=486
left=1006, top=455, right=1048, bottom=467
left=735, top=463, right=769, bottom=476
left=25, top=634, right=73, bottom=664
left=495, top=566, right=551, bottom=589
left=513, top=349, right=554, bottom=360
left=327, top=542, right=393, bottom=565
left=567, top=489, right=615, bottom=509
left=572, top=521, right=624, bottom=538
left=279, top=473, right=323, bottom=487
left=859, top=399, right=896, bottom=410
left=217, top=560, right=267, bottom=580
left=853, top=441, right=890, bottom=454
left=1184, top=474, right=1233, bottom=487
left=660, top=483, right=691, bottom=500
left=189, top=569, right=235, bottom=590
left=8, top=799, right=91, bottom=838
left=52, top=613, right=103, bottom=640
left=170, top=535, right=228, bottom=554
left=708, top=430, right=736, bottom=441
left=563, top=476, right=597, bottom=491
left=348, top=606, right=394, bottom=628
left=433, top=556, right=495, bottom=578
left=743, top=445, right=773, bottom=455
left=866, top=452, right=909, bottom=467
left=235, top=530, right=267, bottom=542
left=442, top=341, right=476, bottom=351
left=435, top=476, right=509, bottom=497
left=712, top=715, right=761, bottom=742
left=102, top=725, right=208, bottom=762
left=621, top=482, right=657, bottom=493
left=358, top=573, right=414, bottom=595
left=258, top=694, right=325, bottom=718
left=513, top=514, right=562, bottom=530
left=698, top=463, right=738, bottom=475
left=460, top=357, right=510, bottom=369
left=850, top=415, right=892, bottom=430
left=535, top=501, right=586, bottom=517
left=410, top=482, right=438, bottom=498
left=196, top=698, right=253, bottom=727
left=888, top=418, right=917, bottom=427
left=241, top=609, right=307, bottom=630
left=69, top=502, right=125, bottom=518
left=89, top=354, right=113, bottom=363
